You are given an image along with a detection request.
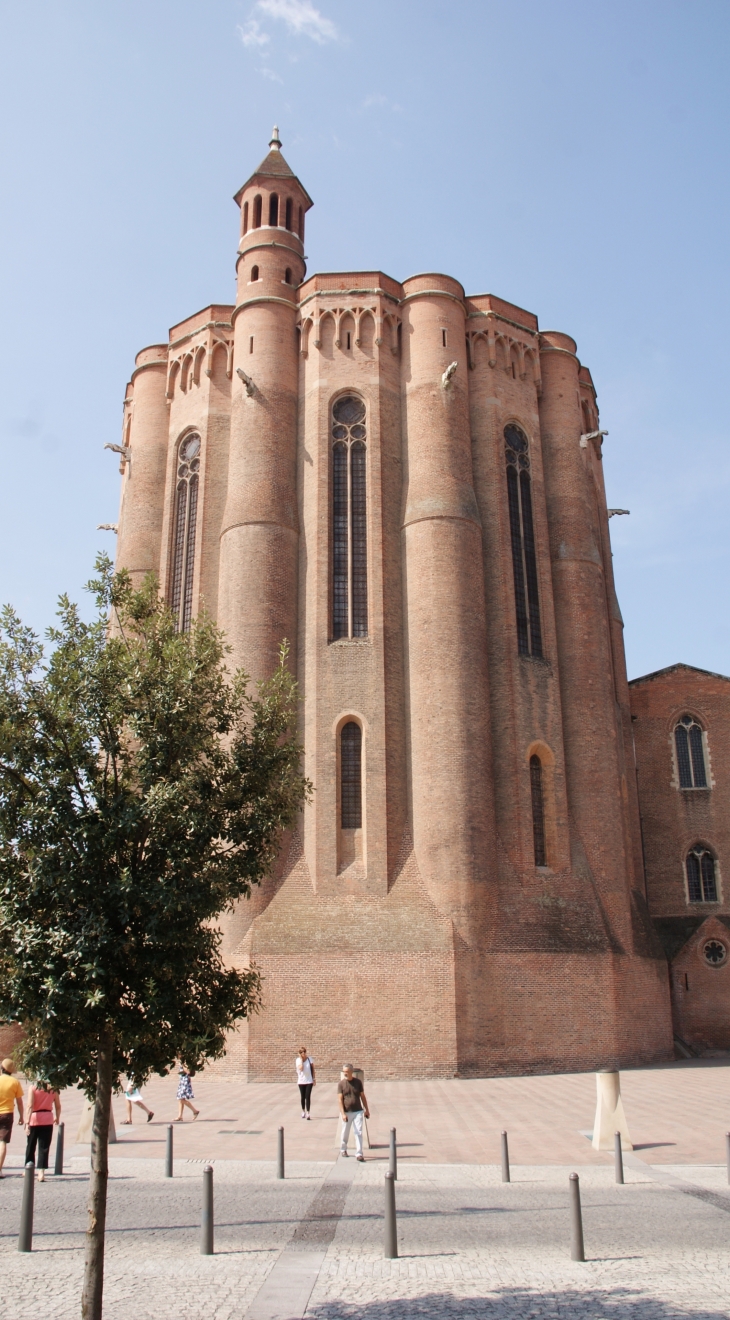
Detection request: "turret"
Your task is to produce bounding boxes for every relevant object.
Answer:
[115,344,169,586]
[538,331,634,947]
[400,274,497,947]
[218,129,313,681]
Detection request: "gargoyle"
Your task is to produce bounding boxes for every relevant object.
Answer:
[441,361,458,388]
[236,367,256,397]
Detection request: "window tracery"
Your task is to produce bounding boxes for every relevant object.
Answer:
[332,396,367,640]
[686,845,718,903]
[169,433,200,633]
[505,424,542,657]
[675,716,708,789]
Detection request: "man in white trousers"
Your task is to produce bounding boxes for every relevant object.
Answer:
[337,1063,370,1162]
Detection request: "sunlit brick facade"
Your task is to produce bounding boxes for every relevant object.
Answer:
[114,132,729,1077]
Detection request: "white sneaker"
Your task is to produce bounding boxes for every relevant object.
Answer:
[301,1112,306,1119]
[306,1114,311,1120]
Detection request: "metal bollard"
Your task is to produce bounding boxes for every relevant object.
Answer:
[165,1124,173,1178]
[18,1162,35,1252]
[501,1130,510,1183]
[614,1131,624,1184]
[200,1165,214,1254]
[389,1127,397,1180]
[569,1172,585,1261]
[277,1126,285,1179]
[726,1132,730,1185]
[53,1122,64,1176]
[384,1170,398,1258]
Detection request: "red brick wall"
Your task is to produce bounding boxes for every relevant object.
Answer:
[115,142,680,1082]
[630,664,730,1050]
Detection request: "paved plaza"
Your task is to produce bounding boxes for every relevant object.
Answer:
[2,1060,730,1318]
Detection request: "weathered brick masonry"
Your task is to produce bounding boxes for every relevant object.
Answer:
[629,665,730,1054]
[112,131,727,1078]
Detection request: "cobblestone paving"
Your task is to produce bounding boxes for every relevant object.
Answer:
[2,1157,729,1319]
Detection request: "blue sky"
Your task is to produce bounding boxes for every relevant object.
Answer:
[1,0,728,679]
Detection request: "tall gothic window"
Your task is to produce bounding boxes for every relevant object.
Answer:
[675,716,708,788]
[332,395,367,639]
[530,754,547,866]
[170,433,200,632]
[686,845,718,902]
[341,722,362,829]
[505,424,542,658]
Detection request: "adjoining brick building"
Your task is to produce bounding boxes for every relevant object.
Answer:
[112,131,728,1079]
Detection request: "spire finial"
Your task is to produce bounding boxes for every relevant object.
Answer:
[269,125,281,151]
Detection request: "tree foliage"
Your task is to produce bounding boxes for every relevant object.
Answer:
[0,556,310,1093]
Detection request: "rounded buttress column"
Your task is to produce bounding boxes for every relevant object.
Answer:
[538,331,632,945]
[401,275,495,945]
[116,345,169,586]
[217,232,304,682]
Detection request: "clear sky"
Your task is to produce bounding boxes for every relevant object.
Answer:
[1,0,728,679]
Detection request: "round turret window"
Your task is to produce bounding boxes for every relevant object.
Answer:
[703,939,728,967]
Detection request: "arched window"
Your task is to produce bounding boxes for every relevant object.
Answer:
[332,396,367,640]
[251,265,259,282]
[242,201,249,235]
[675,716,708,788]
[505,424,542,658]
[341,722,362,829]
[298,205,304,239]
[252,195,262,228]
[530,754,546,866]
[284,267,292,284]
[169,433,200,633]
[686,845,718,902]
[269,193,279,226]
[285,197,293,230]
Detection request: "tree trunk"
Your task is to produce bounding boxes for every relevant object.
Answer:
[81,1024,114,1320]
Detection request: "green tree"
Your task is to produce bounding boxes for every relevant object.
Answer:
[0,557,309,1319]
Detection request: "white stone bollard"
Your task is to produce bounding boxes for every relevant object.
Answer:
[75,1100,117,1145]
[592,1070,633,1151]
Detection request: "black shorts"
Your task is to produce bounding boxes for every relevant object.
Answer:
[0,1113,13,1142]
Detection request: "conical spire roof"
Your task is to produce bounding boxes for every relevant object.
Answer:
[234,127,313,207]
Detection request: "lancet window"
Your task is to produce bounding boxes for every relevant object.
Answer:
[530,754,547,866]
[675,716,708,789]
[169,433,200,633]
[341,722,363,829]
[505,424,542,658]
[332,395,367,640]
[686,845,718,903]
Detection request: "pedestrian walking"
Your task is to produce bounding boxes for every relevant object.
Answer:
[122,1079,154,1124]
[338,1063,370,1162]
[0,1058,24,1179]
[175,1064,200,1121]
[295,1046,316,1119]
[24,1080,61,1182]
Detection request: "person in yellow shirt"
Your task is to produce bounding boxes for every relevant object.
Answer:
[0,1057,24,1177]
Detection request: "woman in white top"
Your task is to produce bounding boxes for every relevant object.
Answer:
[295,1046,316,1119]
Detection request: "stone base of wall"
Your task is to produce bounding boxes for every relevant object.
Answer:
[208,841,675,1082]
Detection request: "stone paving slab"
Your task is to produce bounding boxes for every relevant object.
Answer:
[24,1056,730,1169]
[1,1158,729,1319]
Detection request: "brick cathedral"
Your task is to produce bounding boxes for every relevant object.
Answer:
[113,131,730,1079]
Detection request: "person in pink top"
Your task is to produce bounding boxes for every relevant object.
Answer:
[24,1081,61,1182]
